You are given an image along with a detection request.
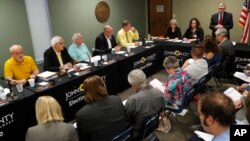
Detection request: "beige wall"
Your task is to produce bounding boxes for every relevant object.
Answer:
[173,0,242,42]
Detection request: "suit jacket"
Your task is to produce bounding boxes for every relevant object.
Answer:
[95,33,117,55]
[219,38,235,61]
[75,95,127,141]
[125,86,165,131]
[209,12,233,38]
[43,46,73,71]
[25,121,79,141]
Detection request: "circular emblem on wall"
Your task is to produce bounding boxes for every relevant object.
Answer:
[95,1,110,23]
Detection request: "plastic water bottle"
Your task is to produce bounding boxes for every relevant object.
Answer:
[0,85,6,100]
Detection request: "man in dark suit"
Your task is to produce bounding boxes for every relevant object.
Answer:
[94,25,120,55]
[43,36,73,72]
[209,3,233,39]
[215,28,235,78]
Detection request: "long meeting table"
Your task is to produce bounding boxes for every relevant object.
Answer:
[1,40,250,141]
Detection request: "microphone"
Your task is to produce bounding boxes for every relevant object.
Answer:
[92,48,105,53]
[1,77,19,101]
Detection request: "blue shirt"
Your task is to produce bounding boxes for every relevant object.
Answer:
[68,43,91,62]
[212,129,229,141]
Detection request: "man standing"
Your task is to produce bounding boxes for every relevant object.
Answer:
[209,3,233,39]
[95,25,120,55]
[117,20,139,47]
[68,33,91,63]
[4,44,39,85]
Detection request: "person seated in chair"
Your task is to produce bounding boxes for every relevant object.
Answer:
[188,92,236,141]
[95,25,120,55]
[4,44,39,85]
[202,35,221,68]
[125,69,165,138]
[75,75,127,141]
[44,36,73,72]
[215,28,234,78]
[163,56,192,109]
[182,44,208,84]
[68,33,91,63]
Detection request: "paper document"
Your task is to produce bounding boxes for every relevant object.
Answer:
[234,72,250,82]
[86,56,101,63]
[149,79,165,93]
[223,87,242,101]
[37,71,57,78]
[194,130,214,141]
[122,99,127,106]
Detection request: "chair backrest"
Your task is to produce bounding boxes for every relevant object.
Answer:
[195,76,207,93]
[147,132,160,141]
[112,126,134,141]
[138,113,160,140]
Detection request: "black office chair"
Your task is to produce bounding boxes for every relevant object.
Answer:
[165,86,196,140]
[146,132,160,141]
[112,126,134,141]
[137,113,160,140]
[195,76,208,94]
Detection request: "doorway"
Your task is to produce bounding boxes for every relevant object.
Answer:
[148,0,172,36]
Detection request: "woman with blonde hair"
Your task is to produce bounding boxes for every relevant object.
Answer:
[165,18,182,39]
[25,96,78,141]
[75,75,127,141]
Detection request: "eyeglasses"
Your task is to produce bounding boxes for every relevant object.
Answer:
[58,42,64,45]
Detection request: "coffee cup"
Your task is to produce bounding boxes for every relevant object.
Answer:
[16,84,23,92]
[28,79,35,87]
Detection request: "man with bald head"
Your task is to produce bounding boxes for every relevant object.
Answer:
[95,25,120,55]
[4,44,39,85]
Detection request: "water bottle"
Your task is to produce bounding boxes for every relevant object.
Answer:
[0,85,6,100]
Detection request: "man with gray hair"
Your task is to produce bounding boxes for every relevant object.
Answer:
[4,44,39,85]
[68,33,91,62]
[95,25,120,55]
[215,28,234,60]
[125,69,165,134]
[215,27,234,77]
[209,2,233,39]
[44,36,73,72]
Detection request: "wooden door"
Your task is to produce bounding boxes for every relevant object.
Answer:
[148,0,172,36]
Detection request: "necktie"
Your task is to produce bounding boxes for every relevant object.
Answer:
[126,32,129,43]
[218,14,223,25]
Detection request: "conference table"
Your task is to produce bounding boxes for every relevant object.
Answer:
[0,87,36,141]
[1,40,250,141]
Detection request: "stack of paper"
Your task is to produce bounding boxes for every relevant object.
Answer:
[149,78,165,93]
[234,72,250,82]
[223,87,242,101]
[194,130,214,141]
[86,56,101,63]
[37,71,58,81]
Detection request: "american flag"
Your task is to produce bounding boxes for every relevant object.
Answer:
[239,0,250,43]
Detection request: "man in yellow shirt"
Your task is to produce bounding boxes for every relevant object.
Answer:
[117,20,140,47]
[4,44,39,85]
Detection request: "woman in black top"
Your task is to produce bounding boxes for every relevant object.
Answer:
[183,17,204,43]
[165,19,182,39]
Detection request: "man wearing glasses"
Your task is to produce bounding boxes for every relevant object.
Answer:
[4,44,39,85]
[43,36,73,72]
